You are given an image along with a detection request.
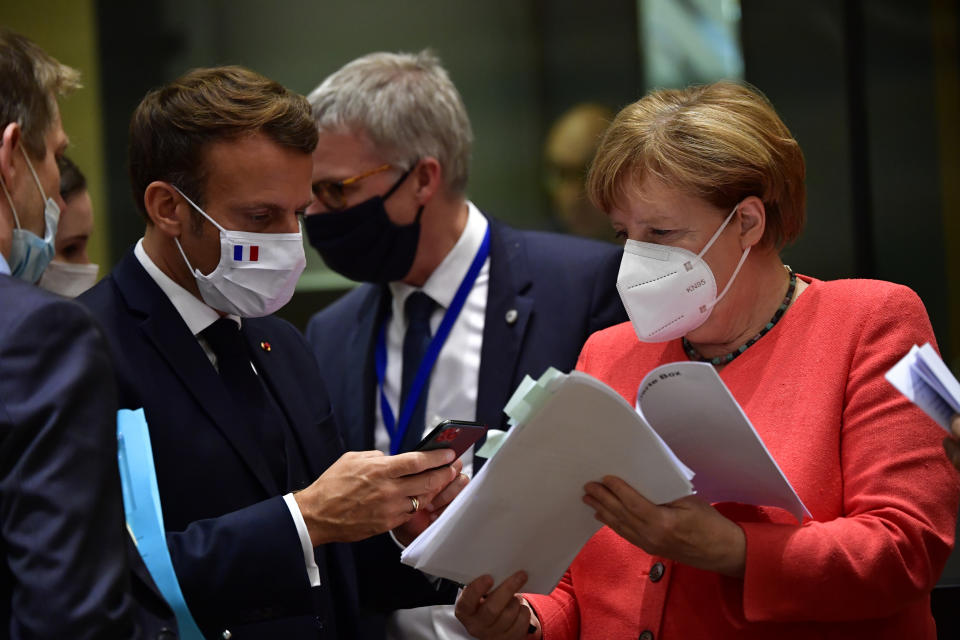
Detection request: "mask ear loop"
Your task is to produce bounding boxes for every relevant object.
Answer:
[171,184,225,233]
[19,145,50,203]
[690,202,741,265]
[0,175,22,229]
[382,160,425,224]
[710,245,751,309]
[703,202,751,310]
[170,184,224,277]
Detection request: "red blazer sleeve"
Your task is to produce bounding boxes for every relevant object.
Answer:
[524,569,580,639]
[739,285,960,621]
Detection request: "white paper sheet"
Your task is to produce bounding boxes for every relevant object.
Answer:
[401,363,810,593]
[402,370,693,593]
[886,343,959,431]
[636,362,810,521]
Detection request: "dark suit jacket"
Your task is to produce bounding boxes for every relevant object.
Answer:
[0,274,175,639]
[80,250,361,640]
[304,218,626,622]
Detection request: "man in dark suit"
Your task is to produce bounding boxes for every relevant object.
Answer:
[302,50,626,638]
[80,65,464,639]
[0,28,176,639]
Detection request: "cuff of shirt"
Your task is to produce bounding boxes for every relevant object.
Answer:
[389,529,444,586]
[388,528,407,550]
[282,492,321,587]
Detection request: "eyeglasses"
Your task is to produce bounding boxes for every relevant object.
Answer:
[312,163,393,211]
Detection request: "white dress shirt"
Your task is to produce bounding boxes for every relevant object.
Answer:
[375,204,489,639]
[133,239,321,587]
[375,202,489,476]
[0,251,9,276]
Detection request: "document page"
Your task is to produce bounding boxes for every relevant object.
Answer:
[637,362,810,522]
[401,370,694,593]
[886,342,960,431]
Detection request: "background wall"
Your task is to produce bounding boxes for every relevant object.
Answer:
[0,0,110,271]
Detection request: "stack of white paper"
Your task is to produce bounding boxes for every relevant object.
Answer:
[401,362,809,594]
[885,342,960,431]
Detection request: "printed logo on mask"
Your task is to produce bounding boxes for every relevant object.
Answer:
[233,245,260,262]
[686,279,707,294]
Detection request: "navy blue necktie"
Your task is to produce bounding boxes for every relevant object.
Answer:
[201,318,286,487]
[398,291,436,452]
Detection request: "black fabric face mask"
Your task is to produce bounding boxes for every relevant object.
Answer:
[304,167,424,283]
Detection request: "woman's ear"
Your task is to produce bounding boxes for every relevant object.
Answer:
[413,156,443,205]
[736,196,766,249]
[143,181,186,238]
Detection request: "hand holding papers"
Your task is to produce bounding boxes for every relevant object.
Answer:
[401,362,809,593]
[885,342,960,432]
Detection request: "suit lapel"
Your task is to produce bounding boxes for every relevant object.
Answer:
[476,220,533,445]
[342,286,387,452]
[113,252,281,496]
[243,320,323,478]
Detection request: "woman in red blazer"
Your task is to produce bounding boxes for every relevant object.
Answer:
[455,81,960,639]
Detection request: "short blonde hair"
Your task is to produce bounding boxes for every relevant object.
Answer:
[588,81,805,248]
[0,28,81,160]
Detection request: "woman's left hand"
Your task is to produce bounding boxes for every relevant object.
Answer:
[584,475,746,577]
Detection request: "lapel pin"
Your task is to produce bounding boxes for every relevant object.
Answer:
[259,341,271,352]
[505,309,518,325]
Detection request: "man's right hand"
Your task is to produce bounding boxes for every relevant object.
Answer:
[294,448,458,545]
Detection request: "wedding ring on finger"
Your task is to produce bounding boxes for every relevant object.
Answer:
[408,496,420,514]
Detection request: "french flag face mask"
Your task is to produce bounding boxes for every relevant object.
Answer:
[171,185,306,317]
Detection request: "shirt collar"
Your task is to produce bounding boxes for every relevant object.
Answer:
[134,238,240,335]
[0,251,9,276]
[388,201,488,310]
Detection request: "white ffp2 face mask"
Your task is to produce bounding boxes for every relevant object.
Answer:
[37,260,99,297]
[616,203,751,343]
[172,186,306,317]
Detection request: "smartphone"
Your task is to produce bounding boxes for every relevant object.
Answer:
[413,419,487,462]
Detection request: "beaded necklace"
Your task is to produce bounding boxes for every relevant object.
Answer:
[682,268,797,367]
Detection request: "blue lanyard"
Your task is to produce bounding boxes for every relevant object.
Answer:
[117,409,205,640]
[376,225,491,455]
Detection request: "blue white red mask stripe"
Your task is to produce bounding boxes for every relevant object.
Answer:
[233,245,259,262]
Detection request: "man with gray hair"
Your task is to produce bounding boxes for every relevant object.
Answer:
[303,50,626,639]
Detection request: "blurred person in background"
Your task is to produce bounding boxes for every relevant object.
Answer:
[37,154,99,296]
[543,103,615,241]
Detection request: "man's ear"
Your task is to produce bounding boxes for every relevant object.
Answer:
[144,181,186,238]
[736,196,766,250]
[413,156,443,205]
[0,123,23,188]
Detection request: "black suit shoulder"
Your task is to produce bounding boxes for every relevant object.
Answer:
[306,285,378,337]
[490,221,626,335]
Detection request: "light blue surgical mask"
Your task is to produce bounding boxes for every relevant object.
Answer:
[0,145,60,283]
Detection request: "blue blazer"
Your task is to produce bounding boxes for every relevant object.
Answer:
[80,250,361,640]
[0,274,175,639]
[306,218,627,455]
